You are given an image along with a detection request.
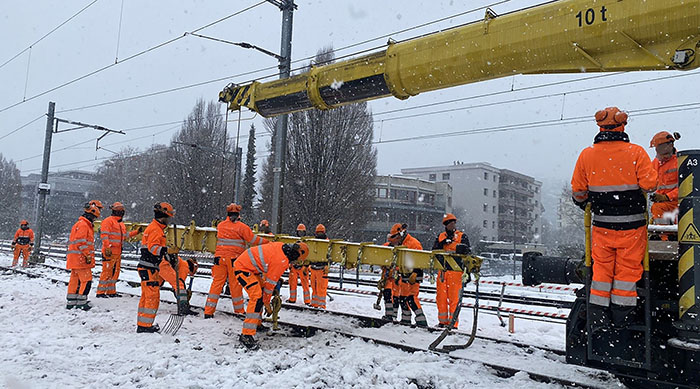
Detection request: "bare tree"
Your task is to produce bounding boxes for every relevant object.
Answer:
[0,154,22,236]
[551,183,585,257]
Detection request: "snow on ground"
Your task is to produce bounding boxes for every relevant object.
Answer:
[0,253,570,389]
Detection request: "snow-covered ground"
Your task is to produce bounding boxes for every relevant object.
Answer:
[0,253,611,388]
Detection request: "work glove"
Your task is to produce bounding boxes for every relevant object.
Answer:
[11,242,16,249]
[167,246,179,255]
[409,273,417,284]
[29,242,34,247]
[104,247,113,258]
[323,265,330,275]
[137,226,145,234]
[167,254,178,269]
[573,198,589,210]
[264,302,273,317]
[651,193,670,203]
[84,255,93,265]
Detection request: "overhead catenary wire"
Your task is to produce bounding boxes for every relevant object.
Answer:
[0,114,45,141]
[0,0,99,71]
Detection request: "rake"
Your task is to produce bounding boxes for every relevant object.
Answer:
[162,222,185,335]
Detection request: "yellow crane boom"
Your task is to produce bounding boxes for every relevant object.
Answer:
[219,0,700,117]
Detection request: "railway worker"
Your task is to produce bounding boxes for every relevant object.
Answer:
[97,202,142,298]
[65,202,100,311]
[11,220,34,267]
[571,107,657,328]
[136,202,197,333]
[380,228,401,321]
[388,224,428,327]
[295,223,307,237]
[204,203,269,318]
[432,213,471,329]
[309,224,329,309]
[235,241,309,350]
[259,219,271,234]
[287,223,311,304]
[649,131,681,225]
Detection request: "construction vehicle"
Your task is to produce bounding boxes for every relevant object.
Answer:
[215,0,700,386]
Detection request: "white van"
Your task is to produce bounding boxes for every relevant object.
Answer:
[479,252,500,260]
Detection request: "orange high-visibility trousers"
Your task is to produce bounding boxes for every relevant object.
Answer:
[12,244,30,267]
[309,268,328,309]
[97,253,121,296]
[235,271,263,336]
[205,256,245,315]
[288,266,310,304]
[67,268,93,308]
[136,259,187,329]
[436,270,462,328]
[590,226,646,308]
[651,201,678,225]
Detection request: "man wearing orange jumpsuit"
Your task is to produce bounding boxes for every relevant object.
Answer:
[309,224,329,309]
[387,224,428,327]
[11,220,34,267]
[66,203,100,310]
[380,225,402,321]
[649,131,681,225]
[572,107,657,327]
[235,241,309,350]
[136,202,196,333]
[432,214,470,329]
[287,223,311,304]
[204,203,268,318]
[97,202,140,298]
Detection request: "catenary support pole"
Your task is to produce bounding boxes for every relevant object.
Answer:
[32,101,55,263]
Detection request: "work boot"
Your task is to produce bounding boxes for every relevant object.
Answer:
[611,303,638,328]
[137,324,160,333]
[256,324,270,333]
[108,293,123,298]
[381,315,394,321]
[77,302,93,311]
[239,334,259,350]
[65,304,74,310]
[204,314,214,319]
[286,299,296,303]
[178,301,198,316]
[95,294,108,298]
[589,304,611,332]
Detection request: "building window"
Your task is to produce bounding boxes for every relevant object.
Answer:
[429,173,436,181]
[483,204,488,212]
[492,221,496,229]
[483,220,488,228]
[442,173,450,180]
[492,206,496,213]
[493,190,497,198]
[448,197,452,207]
[378,188,387,198]
[484,172,488,180]
[535,227,539,233]
[483,188,488,196]
[493,176,497,182]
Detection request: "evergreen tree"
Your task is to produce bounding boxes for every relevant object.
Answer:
[241,124,257,219]
[0,154,22,236]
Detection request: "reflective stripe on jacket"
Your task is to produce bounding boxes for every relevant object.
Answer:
[571,131,657,230]
[653,154,678,201]
[66,216,95,270]
[234,242,288,304]
[139,219,167,268]
[214,218,268,258]
[13,228,34,246]
[100,215,137,255]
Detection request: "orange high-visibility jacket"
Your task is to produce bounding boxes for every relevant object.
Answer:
[13,228,34,246]
[234,242,289,304]
[138,219,168,269]
[433,230,466,253]
[100,215,138,255]
[400,234,424,294]
[214,218,268,258]
[652,154,678,201]
[66,216,95,270]
[572,131,657,230]
[400,234,423,250]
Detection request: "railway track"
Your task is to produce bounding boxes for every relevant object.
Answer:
[0,263,615,388]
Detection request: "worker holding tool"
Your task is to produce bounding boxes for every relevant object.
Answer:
[309,224,329,309]
[571,107,657,328]
[234,241,309,350]
[649,131,681,225]
[204,203,269,318]
[97,202,141,298]
[136,202,196,334]
[11,220,34,267]
[66,202,100,311]
[387,223,428,327]
[432,214,470,329]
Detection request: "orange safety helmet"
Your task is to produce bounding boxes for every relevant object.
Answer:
[650,131,681,148]
[297,223,306,231]
[389,223,404,235]
[315,224,326,234]
[110,202,125,212]
[226,203,242,213]
[442,213,457,225]
[20,219,28,226]
[595,107,628,131]
[260,219,270,227]
[296,242,310,261]
[84,202,101,218]
[154,202,175,217]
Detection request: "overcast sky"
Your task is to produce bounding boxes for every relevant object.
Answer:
[1,0,698,220]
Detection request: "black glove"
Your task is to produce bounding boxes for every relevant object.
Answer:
[572,197,588,210]
[167,253,178,269]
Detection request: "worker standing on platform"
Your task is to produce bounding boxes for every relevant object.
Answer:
[432,214,470,328]
[259,219,271,234]
[649,131,681,225]
[235,241,309,350]
[571,107,657,327]
[11,220,34,267]
[204,203,269,318]
[388,224,428,327]
[66,203,100,310]
[295,224,307,237]
[136,202,196,333]
[97,202,141,298]
[309,224,329,309]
